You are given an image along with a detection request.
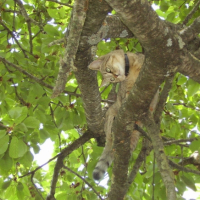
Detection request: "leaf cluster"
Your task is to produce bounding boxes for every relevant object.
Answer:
[0,0,200,199]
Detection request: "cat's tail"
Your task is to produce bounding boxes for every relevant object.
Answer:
[93,147,113,180]
[93,130,140,180]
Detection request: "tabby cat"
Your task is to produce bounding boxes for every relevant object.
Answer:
[89,49,157,180]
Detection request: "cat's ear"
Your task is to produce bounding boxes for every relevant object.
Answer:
[88,59,102,71]
[100,79,110,87]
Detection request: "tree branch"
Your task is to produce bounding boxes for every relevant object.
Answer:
[0,56,80,97]
[87,15,134,45]
[173,102,200,112]
[169,159,200,175]
[52,0,87,98]
[63,166,103,200]
[179,50,200,84]
[154,76,174,123]
[144,114,176,200]
[14,0,35,54]
[178,151,200,166]
[127,139,152,186]
[136,124,151,141]
[73,0,111,135]
[19,153,61,179]
[179,16,200,44]
[14,0,43,29]
[46,131,92,200]
[164,137,199,146]
[183,0,200,25]
[0,20,27,57]
[105,0,171,51]
[107,120,132,200]
[31,173,45,200]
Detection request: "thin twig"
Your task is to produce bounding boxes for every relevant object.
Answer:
[77,128,87,198]
[164,137,199,145]
[31,173,45,200]
[178,151,200,166]
[12,79,27,105]
[0,123,8,129]
[0,56,81,97]
[154,76,174,123]
[14,0,43,28]
[168,156,185,159]
[19,132,92,179]
[48,38,65,47]
[19,153,61,178]
[13,0,16,32]
[0,21,27,57]
[135,124,151,141]
[2,9,20,14]
[32,30,43,40]
[183,0,200,25]
[127,139,152,185]
[179,0,188,10]
[136,124,199,147]
[152,152,155,200]
[47,132,92,200]
[63,166,104,200]
[14,0,34,52]
[173,103,200,111]
[100,83,111,94]
[49,102,62,152]
[169,159,200,175]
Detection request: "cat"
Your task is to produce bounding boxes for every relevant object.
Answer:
[89,49,158,180]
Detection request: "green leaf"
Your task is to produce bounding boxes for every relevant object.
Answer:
[45,127,57,141]
[18,151,34,168]
[8,106,28,124]
[176,176,186,194]
[2,180,12,189]
[56,192,68,200]
[167,12,175,22]
[59,7,66,19]
[0,130,6,139]
[0,135,9,154]
[47,8,59,19]
[27,83,45,103]
[17,182,24,191]
[4,181,16,199]
[13,123,28,133]
[180,175,197,191]
[32,143,40,154]
[16,188,24,200]
[62,112,74,130]
[160,2,169,12]
[40,129,50,142]
[23,116,40,129]
[177,75,187,85]
[37,96,51,109]
[0,152,13,173]
[9,136,27,158]
[190,140,200,152]
[34,109,47,123]
[187,79,199,96]
[44,24,60,37]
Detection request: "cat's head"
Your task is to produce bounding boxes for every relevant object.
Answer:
[89,50,126,87]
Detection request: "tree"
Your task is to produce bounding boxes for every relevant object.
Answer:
[0,0,200,199]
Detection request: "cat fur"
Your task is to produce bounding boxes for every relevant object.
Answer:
[89,49,158,180]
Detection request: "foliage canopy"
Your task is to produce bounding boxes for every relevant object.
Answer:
[0,0,200,200]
